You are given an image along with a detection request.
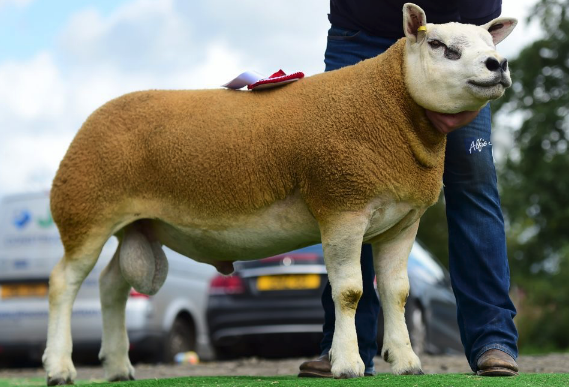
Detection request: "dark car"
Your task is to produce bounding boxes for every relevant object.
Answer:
[206,242,462,359]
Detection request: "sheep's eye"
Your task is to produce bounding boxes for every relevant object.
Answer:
[428,39,444,49]
[428,39,461,60]
[444,47,461,60]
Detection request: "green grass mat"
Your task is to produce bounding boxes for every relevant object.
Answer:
[2,374,569,387]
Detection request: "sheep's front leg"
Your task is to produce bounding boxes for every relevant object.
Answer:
[320,214,369,379]
[373,220,423,375]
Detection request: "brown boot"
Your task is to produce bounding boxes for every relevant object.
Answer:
[476,349,519,376]
[298,354,332,378]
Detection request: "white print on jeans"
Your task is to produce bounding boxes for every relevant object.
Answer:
[469,138,492,154]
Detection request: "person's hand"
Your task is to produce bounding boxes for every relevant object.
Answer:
[425,109,481,135]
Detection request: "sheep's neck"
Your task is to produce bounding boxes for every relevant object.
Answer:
[363,38,446,169]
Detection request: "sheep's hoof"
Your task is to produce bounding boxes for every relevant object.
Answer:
[108,374,135,382]
[47,377,74,386]
[401,368,425,375]
[335,371,361,379]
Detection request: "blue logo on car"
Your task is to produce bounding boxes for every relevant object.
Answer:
[13,210,32,229]
[14,259,29,269]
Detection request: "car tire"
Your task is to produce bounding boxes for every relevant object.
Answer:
[163,316,196,363]
[407,302,427,355]
[212,341,247,360]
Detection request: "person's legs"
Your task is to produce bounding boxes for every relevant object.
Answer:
[443,105,519,372]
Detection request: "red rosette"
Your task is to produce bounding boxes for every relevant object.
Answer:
[247,69,304,90]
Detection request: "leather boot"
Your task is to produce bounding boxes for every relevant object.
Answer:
[298,354,332,378]
[476,349,519,376]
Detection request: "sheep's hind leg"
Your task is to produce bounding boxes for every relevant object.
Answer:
[98,240,135,382]
[373,220,423,375]
[320,214,369,379]
[43,242,103,386]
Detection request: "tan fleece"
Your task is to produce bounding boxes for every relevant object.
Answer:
[51,38,446,252]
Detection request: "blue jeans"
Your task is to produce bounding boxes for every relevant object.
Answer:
[320,26,518,373]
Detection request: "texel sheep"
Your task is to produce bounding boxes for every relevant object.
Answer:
[43,3,517,384]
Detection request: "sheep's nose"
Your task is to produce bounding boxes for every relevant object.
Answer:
[485,57,508,72]
[485,57,500,71]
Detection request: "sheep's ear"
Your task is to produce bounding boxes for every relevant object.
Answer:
[403,3,427,44]
[482,17,518,45]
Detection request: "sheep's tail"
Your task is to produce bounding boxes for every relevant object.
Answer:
[119,222,168,295]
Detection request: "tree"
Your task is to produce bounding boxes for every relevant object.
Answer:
[491,0,569,352]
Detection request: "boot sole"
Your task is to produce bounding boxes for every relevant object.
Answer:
[477,367,519,377]
[298,370,333,378]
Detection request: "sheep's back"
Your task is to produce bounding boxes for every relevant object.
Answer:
[51,88,302,224]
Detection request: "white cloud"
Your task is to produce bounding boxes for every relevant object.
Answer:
[0,134,72,193]
[57,0,329,78]
[499,0,543,59]
[0,52,65,124]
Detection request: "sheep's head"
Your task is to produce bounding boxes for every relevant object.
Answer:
[403,3,517,113]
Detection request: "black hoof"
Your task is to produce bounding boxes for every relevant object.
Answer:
[47,377,73,386]
[335,372,361,379]
[401,369,425,375]
[109,374,135,382]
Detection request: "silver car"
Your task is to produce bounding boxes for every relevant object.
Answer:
[0,192,217,365]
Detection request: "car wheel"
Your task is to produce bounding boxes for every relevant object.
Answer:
[212,339,250,360]
[407,303,427,355]
[163,316,196,363]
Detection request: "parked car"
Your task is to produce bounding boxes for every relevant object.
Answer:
[207,242,462,358]
[0,192,217,365]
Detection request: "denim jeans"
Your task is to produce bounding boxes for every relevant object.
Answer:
[320,26,518,373]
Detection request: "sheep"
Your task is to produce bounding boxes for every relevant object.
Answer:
[43,3,517,384]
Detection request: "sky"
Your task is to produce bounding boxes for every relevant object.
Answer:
[0,0,542,199]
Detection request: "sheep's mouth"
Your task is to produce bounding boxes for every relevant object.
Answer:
[468,78,511,89]
[467,76,511,100]
[468,81,510,89]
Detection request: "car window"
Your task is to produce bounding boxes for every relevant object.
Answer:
[408,243,445,284]
[235,244,324,270]
[289,244,323,254]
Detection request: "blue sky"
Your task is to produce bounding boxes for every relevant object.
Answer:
[0,0,123,62]
[0,0,541,199]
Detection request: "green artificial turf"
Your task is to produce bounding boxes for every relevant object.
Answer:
[2,374,569,387]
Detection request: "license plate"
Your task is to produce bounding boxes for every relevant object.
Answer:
[0,283,49,299]
[257,274,321,291]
